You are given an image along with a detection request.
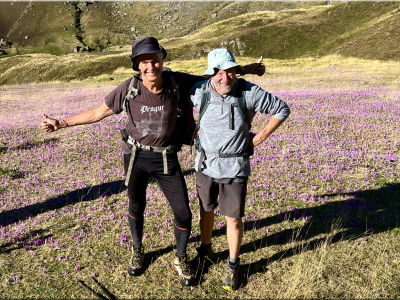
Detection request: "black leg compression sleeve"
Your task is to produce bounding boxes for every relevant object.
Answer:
[174,225,191,256]
[128,215,144,247]
[152,158,192,228]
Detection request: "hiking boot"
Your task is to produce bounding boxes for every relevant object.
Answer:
[222,259,240,291]
[189,244,214,270]
[174,254,194,286]
[127,245,145,276]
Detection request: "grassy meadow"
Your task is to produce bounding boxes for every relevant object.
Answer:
[1,56,400,299]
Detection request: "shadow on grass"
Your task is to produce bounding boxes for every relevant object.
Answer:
[182,168,196,176]
[0,167,25,179]
[0,168,196,228]
[236,182,400,288]
[0,180,127,228]
[1,174,399,288]
[141,245,175,274]
[185,183,400,288]
[0,138,59,153]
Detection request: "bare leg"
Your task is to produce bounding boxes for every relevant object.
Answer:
[225,216,243,259]
[200,208,214,244]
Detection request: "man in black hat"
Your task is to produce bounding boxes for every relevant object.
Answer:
[41,37,264,286]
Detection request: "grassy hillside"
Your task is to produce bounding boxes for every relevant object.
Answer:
[0,1,322,55]
[0,51,130,85]
[162,2,400,61]
[1,1,400,86]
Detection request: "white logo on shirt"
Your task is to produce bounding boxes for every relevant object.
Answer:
[140,105,164,114]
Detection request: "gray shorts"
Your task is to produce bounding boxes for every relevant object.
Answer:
[196,172,248,219]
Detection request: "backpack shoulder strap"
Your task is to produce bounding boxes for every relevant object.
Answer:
[233,78,248,122]
[122,74,140,113]
[162,71,181,111]
[193,81,210,146]
[166,71,179,100]
[199,81,211,121]
[235,78,250,126]
[165,71,183,117]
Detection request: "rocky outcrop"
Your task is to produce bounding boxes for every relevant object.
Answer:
[0,39,12,56]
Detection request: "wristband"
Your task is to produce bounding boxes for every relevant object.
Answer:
[59,118,69,128]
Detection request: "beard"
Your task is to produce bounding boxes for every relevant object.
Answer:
[215,81,235,96]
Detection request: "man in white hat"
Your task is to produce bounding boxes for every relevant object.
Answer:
[188,48,290,291]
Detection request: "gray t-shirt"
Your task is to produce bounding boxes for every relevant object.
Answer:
[187,78,290,179]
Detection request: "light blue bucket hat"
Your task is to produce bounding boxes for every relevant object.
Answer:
[202,48,244,77]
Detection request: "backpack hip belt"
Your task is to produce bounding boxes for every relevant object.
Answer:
[122,129,175,186]
[196,143,251,177]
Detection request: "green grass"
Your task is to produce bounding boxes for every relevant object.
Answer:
[3,1,320,56]
[162,2,400,62]
[39,44,64,56]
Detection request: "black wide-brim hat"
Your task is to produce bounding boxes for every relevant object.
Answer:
[129,37,167,71]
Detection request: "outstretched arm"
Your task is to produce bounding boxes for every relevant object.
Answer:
[41,102,114,132]
[249,116,284,147]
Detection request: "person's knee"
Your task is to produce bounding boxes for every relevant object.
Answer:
[175,212,192,230]
[128,204,146,218]
[225,216,242,229]
[128,210,144,219]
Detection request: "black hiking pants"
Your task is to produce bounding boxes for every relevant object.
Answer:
[123,152,192,255]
